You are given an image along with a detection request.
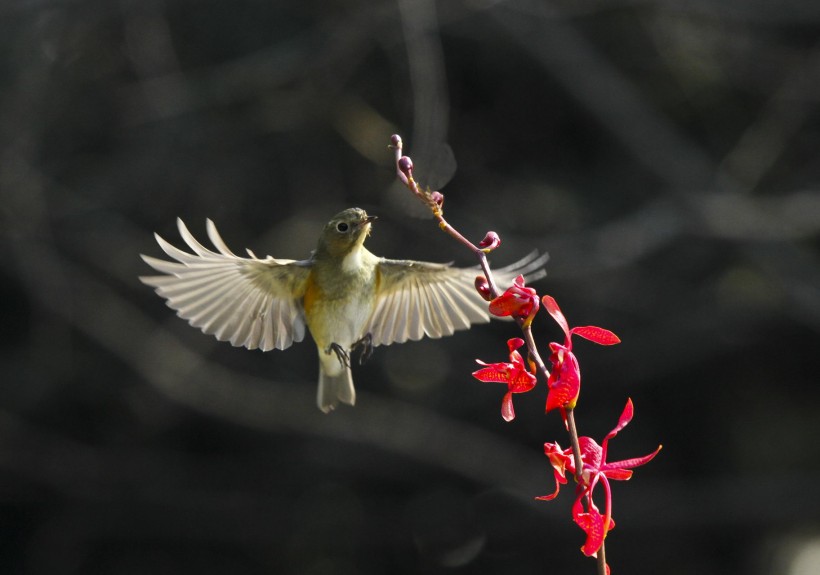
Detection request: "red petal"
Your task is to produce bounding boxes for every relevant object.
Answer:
[577,440,603,476]
[603,469,634,481]
[544,443,573,479]
[507,337,526,353]
[535,482,562,501]
[542,295,570,339]
[546,387,567,412]
[509,369,537,392]
[488,293,517,317]
[606,444,663,473]
[571,325,621,346]
[605,398,634,441]
[501,392,515,422]
[472,365,509,383]
[574,507,606,557]
[545,352,581,412]
[491,286,538,319]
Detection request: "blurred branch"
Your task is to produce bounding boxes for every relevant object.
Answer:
[117,36,313,125]
[717,48,820,192]
[489,0,820,332]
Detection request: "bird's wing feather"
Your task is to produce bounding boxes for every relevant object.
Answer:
[366,250,548,346]
[140,218,312,351]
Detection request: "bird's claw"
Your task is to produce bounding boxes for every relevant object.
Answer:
[353,333,373,365]
[327,334,372,369]
[328,343,350,369]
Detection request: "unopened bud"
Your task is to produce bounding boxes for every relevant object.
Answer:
[398,156,413,176]
[390,134,402,148]
[478,231,501,252]
[429,190,444,207]
[475,276,492,301]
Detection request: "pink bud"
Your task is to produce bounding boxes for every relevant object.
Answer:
[390,134,402,147]
[475,276,492,301]
[478,231,501,251]
[429,191,444,206]
[398,156,413,176]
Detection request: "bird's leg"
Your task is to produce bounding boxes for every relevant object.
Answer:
[328,343,350,369]
[352,333,373,365]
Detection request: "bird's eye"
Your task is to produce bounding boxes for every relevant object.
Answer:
[336,222,349,232]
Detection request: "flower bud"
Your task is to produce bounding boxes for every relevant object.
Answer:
[475,276,492,301]
[398,156,413,177]
[429,190,444,207]
[390,134,402,147]
[478,231,501,252]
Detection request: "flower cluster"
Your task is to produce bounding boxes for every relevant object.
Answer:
[469,253,656,574]
[537,399,662,559]
[392,134,660,575]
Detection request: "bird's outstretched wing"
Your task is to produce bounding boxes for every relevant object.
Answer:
[140,218,312,351]
[366,251,549,346]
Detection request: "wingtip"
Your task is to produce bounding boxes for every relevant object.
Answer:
[176,217,189,236]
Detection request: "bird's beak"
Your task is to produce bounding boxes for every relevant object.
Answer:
[359,214,377,237]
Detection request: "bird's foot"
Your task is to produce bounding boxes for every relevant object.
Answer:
[328,343,350,369]
[352,333,373,365]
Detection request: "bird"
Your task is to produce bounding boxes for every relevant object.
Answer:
[140,208,548,413]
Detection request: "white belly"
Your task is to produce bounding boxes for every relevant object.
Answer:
[306,290,373,348]
[309,294,373,377]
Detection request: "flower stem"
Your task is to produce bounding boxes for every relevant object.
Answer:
[597,541,607,575]
[519,324,550,385]
[565,408,585,482]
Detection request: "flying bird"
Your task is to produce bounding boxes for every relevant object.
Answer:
[140,208,547,412]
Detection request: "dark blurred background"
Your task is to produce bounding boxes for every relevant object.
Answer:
[2,0,819,573]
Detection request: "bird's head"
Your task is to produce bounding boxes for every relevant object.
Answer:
[317,208,377,257]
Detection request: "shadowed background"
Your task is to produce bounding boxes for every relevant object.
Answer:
[2,0,819,573]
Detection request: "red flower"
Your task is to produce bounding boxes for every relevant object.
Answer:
[489,275,540,327]
[538,399,662,562]
[473,337,537,422]
[542,295,620,425]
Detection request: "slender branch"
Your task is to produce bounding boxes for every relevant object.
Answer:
[392,135,505,295]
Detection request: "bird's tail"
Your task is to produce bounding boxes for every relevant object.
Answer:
[317,363,356,413]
